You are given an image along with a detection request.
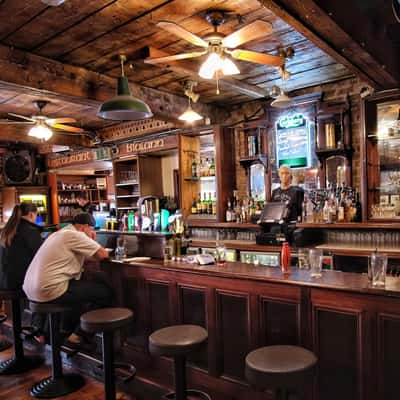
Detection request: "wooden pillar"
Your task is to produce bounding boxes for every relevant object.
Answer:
[48,173,59,226]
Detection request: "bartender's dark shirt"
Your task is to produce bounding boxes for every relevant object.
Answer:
[0,219,43,290]
[271,186,304,222]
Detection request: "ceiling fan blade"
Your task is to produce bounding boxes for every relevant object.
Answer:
[0,120,35,124]
[45,117,77,125]
[222,20,273,48]
[157,21,208,47]
[230,49,285,66]
[50,123,84,133]
[144,51,206,65]
[8,113,36,122]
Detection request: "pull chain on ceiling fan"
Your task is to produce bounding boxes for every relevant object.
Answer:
[145,10,285,84]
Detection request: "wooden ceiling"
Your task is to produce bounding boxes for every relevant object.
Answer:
[0,0,398,145]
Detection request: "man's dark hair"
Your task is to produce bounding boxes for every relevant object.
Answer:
[72,213,95,227]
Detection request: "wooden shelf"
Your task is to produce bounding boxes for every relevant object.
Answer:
[117,206,138,210]
[316,244,400,258]
[239,154,268,169]
[297,222,400,230]
[116,194,140,198]
[115,182,139,186]
[58,188,104,192]
[188,221,260,229]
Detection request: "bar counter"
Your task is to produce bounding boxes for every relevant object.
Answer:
[85,258,400,400]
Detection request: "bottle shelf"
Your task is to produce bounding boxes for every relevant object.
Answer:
[116,194,140,198]
[184,176,216,182]
[117,206,139,210]
[115,182,139,186]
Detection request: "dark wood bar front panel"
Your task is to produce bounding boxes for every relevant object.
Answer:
[93,261,400,400]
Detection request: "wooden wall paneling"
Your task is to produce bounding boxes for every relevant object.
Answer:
[138,155,163,197]
[206,286,218,377]
[375,295,400,400]
[215,290,250,381]
[177,284,208,370]
[178,134,200,219]
[259,297,300,347]
[311,289,365,400]
[145,279,171,334]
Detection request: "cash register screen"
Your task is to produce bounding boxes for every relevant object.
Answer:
[258,202,288,224]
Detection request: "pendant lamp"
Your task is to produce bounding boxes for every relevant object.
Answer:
[271,92,293,108]
[97,55,153,121]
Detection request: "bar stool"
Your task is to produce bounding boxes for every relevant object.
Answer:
[0,290,43,374]
[80,307,136,400]
[149,325,211,400]
[245,345,317,400]
[29,301,85,398]
[0,310,12,351]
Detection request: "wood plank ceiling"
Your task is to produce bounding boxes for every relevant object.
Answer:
[0,0,381,143]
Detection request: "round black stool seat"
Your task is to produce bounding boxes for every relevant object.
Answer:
[80,307,133,333]
[28,301,85,398]
[149,325,208,357]
[0,290,43,375]
[246,345,317,393]
[29,302,71,314]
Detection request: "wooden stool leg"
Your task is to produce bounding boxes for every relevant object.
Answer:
[174,355,187,400]
[102,331,116,400]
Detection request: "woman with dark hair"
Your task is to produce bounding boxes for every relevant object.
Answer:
[0,202,43,290]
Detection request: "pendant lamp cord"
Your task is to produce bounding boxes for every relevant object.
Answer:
[120,54,127,77]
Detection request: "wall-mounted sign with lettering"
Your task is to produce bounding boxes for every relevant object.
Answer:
[276,113,310,168]
[47,147,112,169]
[116,135,177,158]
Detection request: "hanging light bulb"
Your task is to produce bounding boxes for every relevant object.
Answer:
[178,98,203,123]
[28,122,53,141]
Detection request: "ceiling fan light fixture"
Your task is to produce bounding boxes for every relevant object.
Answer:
[221,57,240,76]
[98,55,153,121]
[28,122,53,141]
[271,92,293,109]
[199,53,222,79]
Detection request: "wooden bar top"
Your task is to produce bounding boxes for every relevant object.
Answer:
[297,222,400,229]
[107,259,400,298]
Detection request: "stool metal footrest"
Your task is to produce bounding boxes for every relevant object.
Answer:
[0,313,7,324]
[163,389,212,400]
[96,361,137,383]
[0,355,44,375]
[30,373,85,398]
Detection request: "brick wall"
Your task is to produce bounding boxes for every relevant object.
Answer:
[226,77,367,198]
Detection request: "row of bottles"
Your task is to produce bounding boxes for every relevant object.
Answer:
[191,158,215,179]
[191,192,217,215]
[302,185,362,223]
[226,194,265,223]
[57,182,99,190]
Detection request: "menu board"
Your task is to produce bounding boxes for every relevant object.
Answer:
[276,113,310,168]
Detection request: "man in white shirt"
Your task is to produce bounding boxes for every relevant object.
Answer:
[23,213,110,345]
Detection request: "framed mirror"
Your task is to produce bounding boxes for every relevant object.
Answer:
[250,163,266,200]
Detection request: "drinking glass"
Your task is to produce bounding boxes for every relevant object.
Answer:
[370,253,387,287]
[309,249,323,278]
[115,237,127,261]
[215,236,226,265]
[297,248,310,270]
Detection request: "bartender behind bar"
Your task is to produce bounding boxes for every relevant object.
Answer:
[271,165,304,223]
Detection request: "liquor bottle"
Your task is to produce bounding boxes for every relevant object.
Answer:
[226,201,232,222]
[191,198,198,215]
[201,193,208,214]
[199,159,204,177]
[196,193,202,214]
[322,200,330,223]
[355,192,362,222]
[204,158,210,177]
[127,210,134,231]
[191,158,198,179]
[301,195,308,223]
[281,242,291,274]
[212,192,217,215]
[338,191,346,222]
[207,192,213,214]
[209,158,215,176]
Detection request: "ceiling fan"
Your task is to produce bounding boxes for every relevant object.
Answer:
[0,100,84,141]
[145,10,286,79]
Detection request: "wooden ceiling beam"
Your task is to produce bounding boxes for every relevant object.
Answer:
[143,47,269,99]
[0,43,215,123]
[259,0,399,89]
